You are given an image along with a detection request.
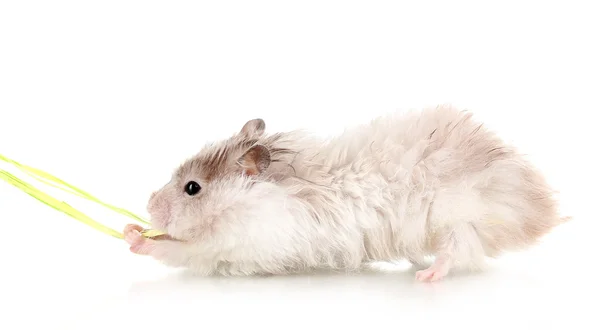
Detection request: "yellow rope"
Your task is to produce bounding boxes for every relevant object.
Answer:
[0,153,164,239]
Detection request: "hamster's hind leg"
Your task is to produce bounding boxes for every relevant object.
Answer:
[415,222,486,282]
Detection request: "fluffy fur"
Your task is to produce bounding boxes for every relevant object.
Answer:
[124,104,569,281]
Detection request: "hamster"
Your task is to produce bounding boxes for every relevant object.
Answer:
[124,104,570,281]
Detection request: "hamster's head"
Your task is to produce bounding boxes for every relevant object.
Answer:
[145,118,283,242]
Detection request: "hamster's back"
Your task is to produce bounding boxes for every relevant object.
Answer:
[320,105,510,178]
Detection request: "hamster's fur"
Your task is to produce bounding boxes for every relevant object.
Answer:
[124,104,569,281]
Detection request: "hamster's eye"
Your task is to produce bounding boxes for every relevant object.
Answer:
[184,181,201,196]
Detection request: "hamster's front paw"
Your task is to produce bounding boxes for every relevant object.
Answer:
[124,224,155,255]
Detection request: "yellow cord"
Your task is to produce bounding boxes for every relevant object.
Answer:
[0,153,164,239]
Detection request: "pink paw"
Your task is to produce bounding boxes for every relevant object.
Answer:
[124,224,154,255]
[415,266,449,282]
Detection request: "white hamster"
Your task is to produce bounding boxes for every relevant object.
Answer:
[124,104,569,281]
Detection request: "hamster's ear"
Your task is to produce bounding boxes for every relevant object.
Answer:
[237,144,271,176]
[240,118,266,137]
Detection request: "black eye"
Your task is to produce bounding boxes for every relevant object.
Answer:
[185,181,201,195]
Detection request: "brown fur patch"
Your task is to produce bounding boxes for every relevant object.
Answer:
[174,130,297,185]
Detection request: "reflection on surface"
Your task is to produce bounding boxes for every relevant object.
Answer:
[118,260,582,329]
[128,260,534,299]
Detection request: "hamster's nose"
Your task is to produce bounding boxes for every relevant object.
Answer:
[146,192,171,226]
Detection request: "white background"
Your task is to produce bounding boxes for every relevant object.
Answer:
[1,1,598,329]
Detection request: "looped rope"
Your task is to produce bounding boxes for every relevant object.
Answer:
[0,153,164,239]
